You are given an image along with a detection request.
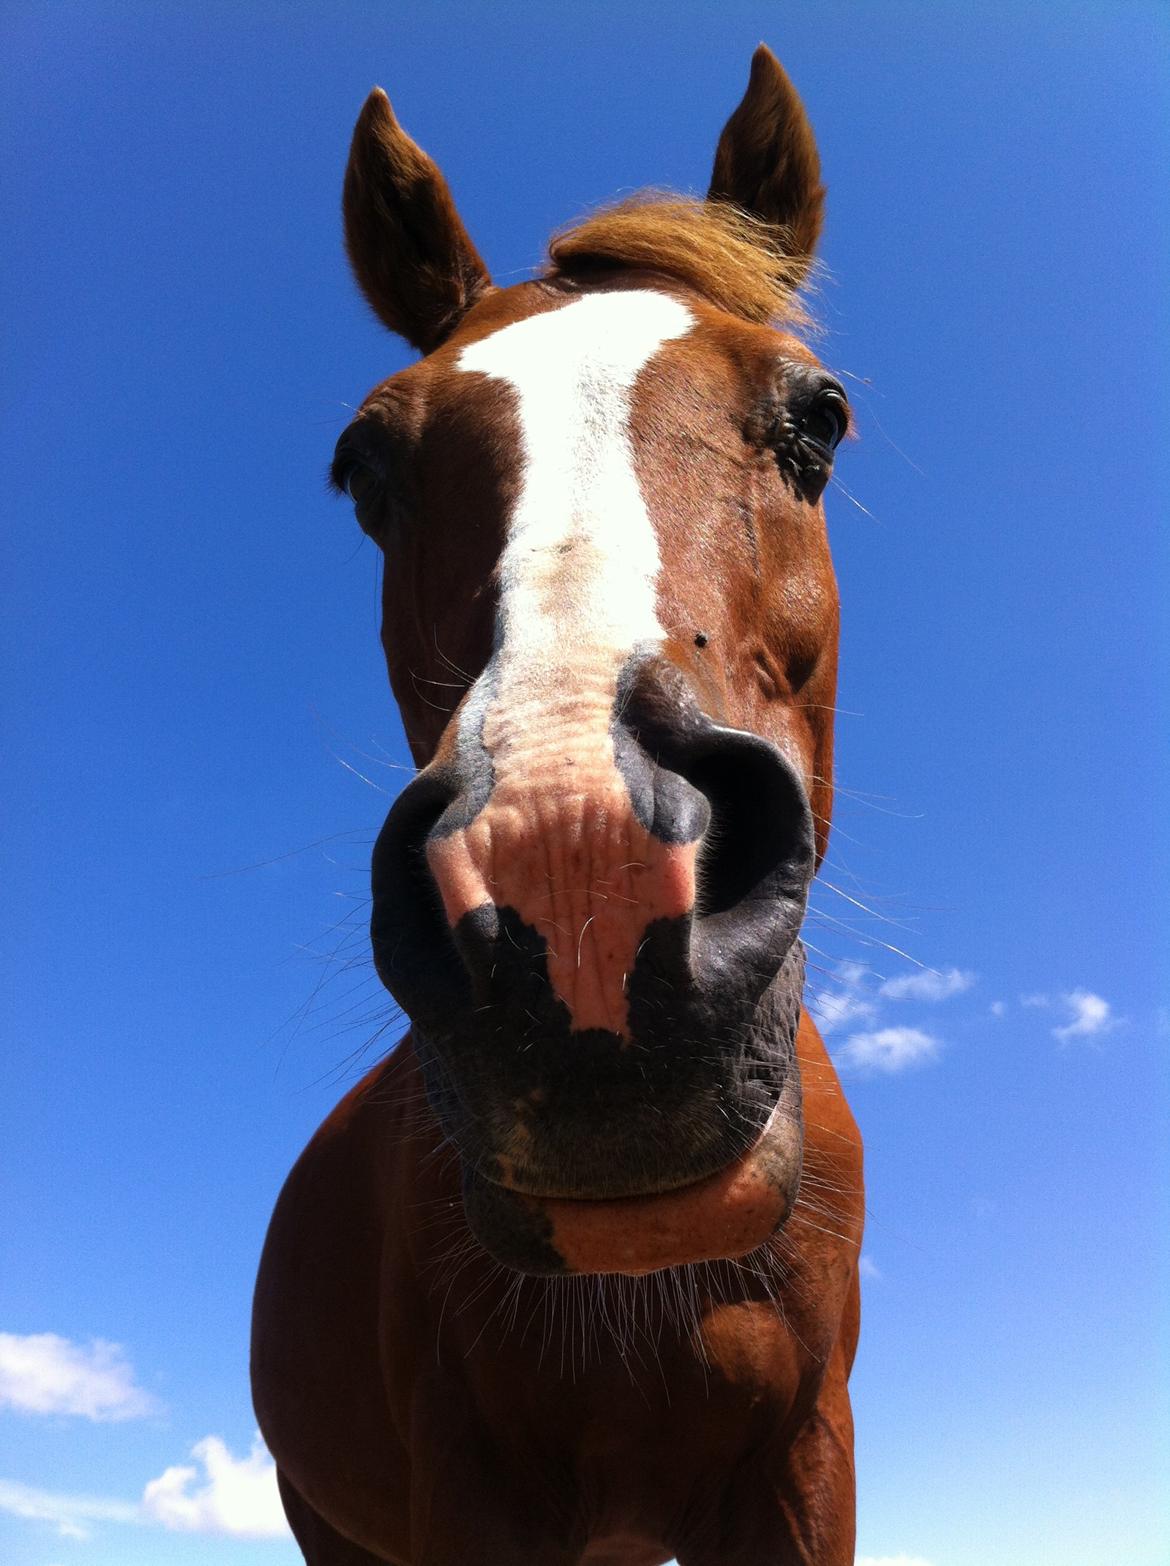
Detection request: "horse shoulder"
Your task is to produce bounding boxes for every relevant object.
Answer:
[251,1055,417,1558]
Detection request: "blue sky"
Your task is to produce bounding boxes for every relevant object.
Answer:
[2,4,1167,1565]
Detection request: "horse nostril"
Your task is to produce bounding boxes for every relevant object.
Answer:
[677,726,814,1000]
[687,731,812,918]
[612,656,815,994]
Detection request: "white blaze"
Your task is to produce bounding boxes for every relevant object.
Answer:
[457,291,694,723]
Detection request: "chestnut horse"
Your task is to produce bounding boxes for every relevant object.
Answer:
[253,46,864,1566]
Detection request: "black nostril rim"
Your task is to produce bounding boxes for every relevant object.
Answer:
[614,654,815,993]
[370,767,470,1017]
[614,659,814,903]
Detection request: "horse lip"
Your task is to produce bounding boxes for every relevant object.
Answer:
[457,1062,804,1277]
[492,1094,783,1205]
[481,1149,739,1204]
[521,1091,802,1276]
[478,1076,790,1204]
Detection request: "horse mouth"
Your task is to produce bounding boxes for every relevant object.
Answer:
[461,1072,802,1276]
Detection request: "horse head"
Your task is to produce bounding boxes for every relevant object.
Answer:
[332,47,845,1280]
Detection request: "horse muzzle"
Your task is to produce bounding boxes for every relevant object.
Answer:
[370,654,815,1272]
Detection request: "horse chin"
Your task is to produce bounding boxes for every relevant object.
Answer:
[461,1070,803,1277]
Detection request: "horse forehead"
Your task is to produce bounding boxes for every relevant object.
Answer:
[441,292,699,722]
[456,289,696,401]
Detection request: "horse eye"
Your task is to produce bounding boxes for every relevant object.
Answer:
[799,390,848,455]
[345,464,380,505]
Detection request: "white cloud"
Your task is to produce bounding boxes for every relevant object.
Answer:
[142,1434,289,1539]
[1053,989,1114,1042]
[816,959,976,1040]
[879,966,973,1002]
[2,1434,289,1544]
[0,1333,157,1422]
[836,960,869,987]
[0,1477,138,1541]
[814,989,877,1034]
[858,1254,881,1280]
[1020,992,1050,1008]
[989,999,1006,1017]
[836,1027,940,1074]
[812,960,877,1035]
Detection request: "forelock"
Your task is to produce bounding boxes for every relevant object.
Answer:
[545,193,818,332]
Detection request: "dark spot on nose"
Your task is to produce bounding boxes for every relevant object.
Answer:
[694,631,709,648]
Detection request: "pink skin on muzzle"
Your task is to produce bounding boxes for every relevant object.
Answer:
[426,775,699,1039]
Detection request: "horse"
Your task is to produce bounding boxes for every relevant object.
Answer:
[252,45,865,1566]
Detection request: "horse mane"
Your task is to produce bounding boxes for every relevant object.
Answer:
[545,193,816,331]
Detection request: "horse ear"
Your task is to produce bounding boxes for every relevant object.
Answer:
[343,88,493,353]
[708,46,825,277]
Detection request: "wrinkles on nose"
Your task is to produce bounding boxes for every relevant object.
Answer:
[425,780,698,1037]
